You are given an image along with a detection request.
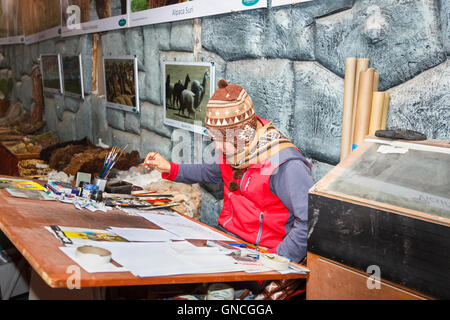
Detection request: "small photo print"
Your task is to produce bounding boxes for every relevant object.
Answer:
[40,54,62,93]
[62,55,84,98]
[163,61,214,134]
[103,56,139,112]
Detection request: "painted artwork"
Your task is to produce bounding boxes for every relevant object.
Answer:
[163,61,215,135]
[40,54,63,94]
[62,55,84,99]
[22,0,61,44]
[103,56,139,112]
[61,0,128,36]
[129,0,268,28]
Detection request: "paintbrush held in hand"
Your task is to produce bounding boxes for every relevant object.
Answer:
[137,152,159,173]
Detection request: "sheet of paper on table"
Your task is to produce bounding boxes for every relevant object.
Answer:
[106,227,184,242]
[136,211,234,241]
[92,241,246,277]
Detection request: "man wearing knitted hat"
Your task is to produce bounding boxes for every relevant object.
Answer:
[144,80,313,267]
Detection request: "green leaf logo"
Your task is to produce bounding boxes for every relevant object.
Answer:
[242,0,259,6]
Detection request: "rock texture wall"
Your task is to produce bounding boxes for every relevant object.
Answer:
[0,0,449,225]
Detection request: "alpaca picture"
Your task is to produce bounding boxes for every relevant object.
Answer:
[164,62,214,133]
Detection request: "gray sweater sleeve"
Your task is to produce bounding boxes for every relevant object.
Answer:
[174,163,223,185]
[269,159,314,262]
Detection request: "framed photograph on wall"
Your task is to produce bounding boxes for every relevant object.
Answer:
[40,54,63,94]
[61,0,128,37]
[129,0,268,28]
[103,55,140,113]
[163,61,215,135]
[62,54,85,99]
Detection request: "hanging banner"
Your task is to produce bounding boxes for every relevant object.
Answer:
[0,0,24,45]
[61,0,128,37]
[23,0,62,45]
[271,0,314,8]
[129,0,268,28]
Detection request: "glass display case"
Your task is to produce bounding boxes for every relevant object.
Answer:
[307,137,450,299]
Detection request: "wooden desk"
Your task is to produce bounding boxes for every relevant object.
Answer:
[0,180,308,290]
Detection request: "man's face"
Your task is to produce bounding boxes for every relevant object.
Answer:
[208,128,241,156]
[214,140,236,156]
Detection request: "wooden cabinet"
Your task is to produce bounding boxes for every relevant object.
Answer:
[0,141,40,176]
[306,137,450,300]
[306,252,430,300]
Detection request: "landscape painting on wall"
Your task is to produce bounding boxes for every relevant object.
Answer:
[62,54,84,99]
[40,54,63,94]
[103,56,139,113]
[163,61,215,135]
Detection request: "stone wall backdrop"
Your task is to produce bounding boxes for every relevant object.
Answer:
[0,0,449,226]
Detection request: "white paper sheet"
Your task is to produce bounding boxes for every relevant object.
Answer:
[91,241,245,278]
[107,227,184,242]
[137,211,234,241]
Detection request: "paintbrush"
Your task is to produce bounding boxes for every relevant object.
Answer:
[137,152,159,173]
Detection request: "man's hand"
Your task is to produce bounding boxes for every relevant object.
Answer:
[144,152,171,173]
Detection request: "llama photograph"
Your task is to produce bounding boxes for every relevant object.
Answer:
[130,0,193,12]
[163,61,214,134]
[62,55,84,99]
[104,56,139,112]
[40,54,62,94]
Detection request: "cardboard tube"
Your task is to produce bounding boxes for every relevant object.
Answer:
[353,68,374,148]
[351,58,370,144]
[368,92,385,135]
[373,72,380,92]
[340,57,357,161]
[381,92,390,130]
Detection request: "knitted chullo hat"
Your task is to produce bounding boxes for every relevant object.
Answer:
[205,79,257,146]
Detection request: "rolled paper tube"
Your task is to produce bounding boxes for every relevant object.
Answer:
[340,57,357,161]
[368,92,385,135]
[373,72,380,92]
[351,58,370,144]
[381,92,390,130]
[353,68,375,148]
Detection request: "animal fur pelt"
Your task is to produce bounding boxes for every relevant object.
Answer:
[40,137,92,162]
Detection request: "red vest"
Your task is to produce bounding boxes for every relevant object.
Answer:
[218,155,291,251]
[217,117,305,251]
